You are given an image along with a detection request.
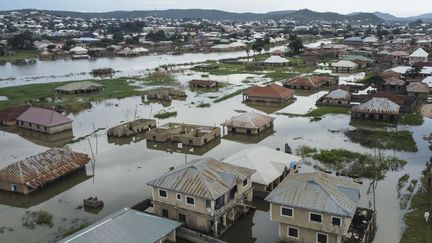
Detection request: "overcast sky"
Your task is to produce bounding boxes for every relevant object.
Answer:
[1,0,430,17]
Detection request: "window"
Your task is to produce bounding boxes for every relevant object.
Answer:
[288,227,299,239]
[206,200,211,208]
[186,196,195,206]
[281,207,293,218]
[310,213,322,223]
[176,193,182,201]
[243,179,248,187]
[332,216,341,227]
[179,213,186,222]
[158,189,167,198]
[317,233,328,243]
[162,209,169,217]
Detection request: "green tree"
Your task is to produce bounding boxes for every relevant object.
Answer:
[288,36,304,55]
[112,32,124,44]
[8,31,35,49]
[146,30,168,42]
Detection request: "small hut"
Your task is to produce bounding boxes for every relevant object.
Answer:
[189,79,218,88]
[322,89,351,105]
[351,97,400,121]
[243,84,295,103]
[222,112,275,135]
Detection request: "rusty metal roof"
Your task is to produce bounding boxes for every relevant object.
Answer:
[406,82,430,93]
[221,112,274,129]
[265,172,360,217]
[147,158,255,200]
[0,148,90,189]
[16,107,72,127]
[384,77,405,86]
[244,84,294,100]
[351,97,400,115]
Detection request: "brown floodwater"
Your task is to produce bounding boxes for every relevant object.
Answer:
[0,72,431,243]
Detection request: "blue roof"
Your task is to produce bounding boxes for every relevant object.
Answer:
[59,208,182,243]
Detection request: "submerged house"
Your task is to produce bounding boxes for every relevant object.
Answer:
[146,123,221,147]
[59,208,182,243]
[378,77,406,94]
[265,172,362,243]
[331,61,358,73]
[0,148,90,194]
[406,82,430,97]
[351,97,400,121]
[221,112,274,135]
[16,107,73,134]
[189,80,218,88]
[56,81,105,94]
[147,158,255,237]
[223,146,302,198]
[262,55,290,67]
[243,84,295,103]
[283,76,336,90]
[0,104,32,126]
[322,89,352,105]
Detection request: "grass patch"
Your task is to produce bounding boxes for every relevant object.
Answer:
[22,210,54,229]
[0,50,39,62]
[400,169,432,243]
[345,129,418,152]
[143,70,177,84]
[307,106,350,117]
[398,174,410,191]
[0,78,142,113]
[62,223,90,237]
[399,113,424,126]
[213,89,244,103]
[197,103,211,108]
[296,145,317,157]
[154,111,177,119]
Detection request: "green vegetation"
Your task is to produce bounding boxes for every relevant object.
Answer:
[143,70,177,84]
[213,89,244,103]
[22,210,54,229]
[196,102,211,108]
[407,179,419,193]
[359,73,384,86]
[0,50,39,62]
[399,113,424,126]
[400,169,432,243]
[0,78,142,113]
[306,148,407,180]
[296,145,317,157]
[398,174,410,191]
[345,129,418,152]
[263,71,298,83]
[154,111,177,119]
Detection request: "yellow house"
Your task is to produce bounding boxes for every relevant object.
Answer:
[265,172,361,243]
[147,158,255,237]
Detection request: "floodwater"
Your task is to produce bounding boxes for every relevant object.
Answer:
[1,41,430,243]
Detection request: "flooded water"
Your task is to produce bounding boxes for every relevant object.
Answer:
[0,96,7,101]
[1,39,429,243]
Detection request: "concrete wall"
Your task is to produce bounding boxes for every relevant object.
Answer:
[322,99,350,105]
[17,120,72,135]
[0,182,31,194]
[227,122,272,135]
[246,96,292,103]
[270,203,351,243]
[278,223,339,243]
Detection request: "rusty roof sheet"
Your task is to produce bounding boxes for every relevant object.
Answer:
[384,77,405,86]
[222,112,274,129]
[284,76,334,88]
[16,107,72,127]
[265,172,360,217]
[244,84,294,100]
[367,91,405,106]
[351,97,400,115]
[0,104,32,122]
[147,158,255,200]
[0,148,90,189]
[406,82,430,93]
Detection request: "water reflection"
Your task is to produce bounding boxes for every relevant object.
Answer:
[146,137,221,156]
[0,168,92,209]
[0,126,74,148]
[243,101,293,114]
[107,132,147,146]
[222,128,275,144]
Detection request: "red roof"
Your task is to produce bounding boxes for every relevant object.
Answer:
[0,105,32,122]
[244,84,295,99]
[381,70,400,79]
[16,107,72,127]
[367,91,405,106]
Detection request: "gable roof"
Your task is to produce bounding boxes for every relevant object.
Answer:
[406,82,430,93]
[324,89,351,100]
[265,172,360,217]
[342,55,373,63]
[422,76,432,88]
[223,146,302,186]
[0,104,32,122]
[383,77,405,86]
[244,84,295,100]
[222,112,274,129]
[284,76,334,88]
[56,81,104,92]
[410,48,429,58]
[0,148,90,189]
[367,91,405,106]
[263,55,290,64]
[332,60,358,68]
[16,107,72,127]
[59,208,182,243]
[147,158,255,200]
[351,97,400,115]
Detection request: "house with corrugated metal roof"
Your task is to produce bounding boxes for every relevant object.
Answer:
[265,172,362,243]
[322,89,352,105]
[221,112,274,135]
[409,48,429,65]
[0,148,90,194]
[283,76,336,90]
[406,82,430,98]
[331,61,359,73]
[378,77,406,94]
[56,81,104,94]
[59,208,182,243]
[16,107,73,134]
[243,84,295,103]
[147,158,255,237]
[351,97,400,121]
[223,146,302,198]
[0,104,32,126]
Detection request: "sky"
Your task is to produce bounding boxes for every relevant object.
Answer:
[0,0,430,17]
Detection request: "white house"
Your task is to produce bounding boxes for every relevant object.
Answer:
[409,48,429,65]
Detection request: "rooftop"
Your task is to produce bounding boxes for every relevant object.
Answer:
[351,97,400,115]
[244,84,295,100]
[16,107,72,127]
[222,112,274,129]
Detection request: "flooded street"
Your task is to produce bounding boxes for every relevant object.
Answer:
[0,43,430,243]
